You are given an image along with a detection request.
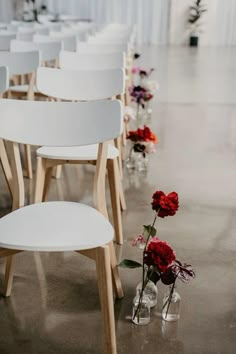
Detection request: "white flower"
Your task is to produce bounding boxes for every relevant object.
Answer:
[124,106,136,122]
[143,80,159,95]
[144,142,156,154]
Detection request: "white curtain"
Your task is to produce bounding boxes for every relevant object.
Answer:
[45,0,170,44]
[211,0,236,46]
[0,0,14,22]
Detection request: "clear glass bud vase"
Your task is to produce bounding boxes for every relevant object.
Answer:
[136,280,158,308]
[132,290,151,325]
[162,286,181,322]
[135,152,148,172]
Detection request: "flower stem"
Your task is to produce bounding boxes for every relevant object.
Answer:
[132,212,158,323]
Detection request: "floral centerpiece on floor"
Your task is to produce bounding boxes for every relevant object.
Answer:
[127,125,158,155]
[126,126,158,171]
[130,67,159,118]
[120,191,196,324]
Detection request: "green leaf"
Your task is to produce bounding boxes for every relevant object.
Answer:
[119,259,142,269]
[143,224,157,237]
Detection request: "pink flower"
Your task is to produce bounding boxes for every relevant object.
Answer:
[131,66,141,74]
[132,235,146,247]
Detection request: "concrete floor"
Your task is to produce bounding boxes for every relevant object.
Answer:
[0,46,236,353]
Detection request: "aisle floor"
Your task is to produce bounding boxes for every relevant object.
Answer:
[0,46,236,354]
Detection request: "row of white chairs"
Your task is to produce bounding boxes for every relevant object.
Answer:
[0,22,135,54]
[0,65,123,354]
[0,22,137,353]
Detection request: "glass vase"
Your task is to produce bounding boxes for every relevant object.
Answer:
[126,146,136,170]
[162,286,181,322]
[136,280,158,308]
[132,290,151,325]
[135,152,148,172]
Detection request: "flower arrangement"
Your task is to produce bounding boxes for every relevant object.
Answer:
[129,85,154,109]
[127,125,158,156]
[132,67,155,79]
[123,106,136,123]
[129,66,158,119]
[120,190,195,324]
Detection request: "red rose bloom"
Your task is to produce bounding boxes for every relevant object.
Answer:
[152,191,179,218]
[127,126,158,144]
[144,237,176,272]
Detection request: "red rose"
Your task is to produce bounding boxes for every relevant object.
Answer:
[127,126,158,144]
[152,191,179,218]
[144,237,176,272]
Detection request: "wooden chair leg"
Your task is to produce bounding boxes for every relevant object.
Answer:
[24,144,33,179]
[53,165,62,179]
[96,245,117,354]
[109,242,123,300]
[107,159,123,245]
[0,139,13,197]
[42,166,53,202]
[4,255,15,297]
[34,157,47,203]
[119,177,127,212]
[114,136,123,180]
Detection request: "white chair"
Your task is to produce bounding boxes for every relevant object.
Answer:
[16,27,36,41]
[0,51,40,179]
[77,42,129,55]
[0,67,13,197]
[33,33,77,52]
[35,67,126,244]
[59,51,125,70]
[0,98,123,354]
[10,39,62,65]
[0,32,16,51]
[49,32,77,51]
[0,51,40,100]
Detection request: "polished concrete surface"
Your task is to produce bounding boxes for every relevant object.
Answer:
[1,46,236,353]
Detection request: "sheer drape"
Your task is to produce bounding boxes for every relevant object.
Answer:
[45,0,170,44]
[211,0,236,46]
[0,0,14,22]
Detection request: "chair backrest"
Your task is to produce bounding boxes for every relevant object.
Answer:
[0,66,8,94]
[77,42,129,55]
[49,32,77,51]
[33,33,76,52]
[0,98,122,211]
[0,99,122,147]
[59,51,125,70]
[0,51,40,75]
[0,33,16,51]
[35,27,49,35]
[10,39,62,62]
[16,27,36,41]
[36,67,125,101]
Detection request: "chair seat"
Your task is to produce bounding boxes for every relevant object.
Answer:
[0,201,113,252]
[37,143,119,160]
[9,84,38,93]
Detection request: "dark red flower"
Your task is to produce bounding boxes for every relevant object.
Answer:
[152,191,179,218]
[127,126,158,144]
[144,237,176,272]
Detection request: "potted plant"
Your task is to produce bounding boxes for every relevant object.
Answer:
[188,0,207,47]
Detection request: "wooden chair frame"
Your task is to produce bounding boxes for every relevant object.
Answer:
[0,135,123,354]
